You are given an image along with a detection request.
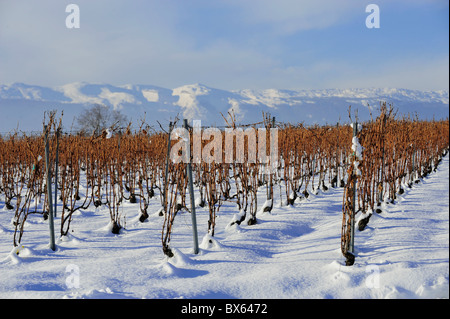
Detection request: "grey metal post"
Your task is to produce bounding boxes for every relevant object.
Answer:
[54,128,60,218]
[163,122,173,213]
[183,119,199,254]
[44,126,56,251]
[267,116,276,200]
[412,145,416,182]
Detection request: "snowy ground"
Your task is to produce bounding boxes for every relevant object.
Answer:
[0,155,448,300]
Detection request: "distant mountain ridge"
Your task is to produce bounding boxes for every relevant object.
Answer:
[0,82,448,133]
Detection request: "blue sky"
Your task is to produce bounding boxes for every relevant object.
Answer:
[0,0,448,90]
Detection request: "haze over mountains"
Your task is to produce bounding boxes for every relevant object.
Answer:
[0,82,448,133]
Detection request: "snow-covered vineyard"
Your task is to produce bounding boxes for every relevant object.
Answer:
[0,107,448,300]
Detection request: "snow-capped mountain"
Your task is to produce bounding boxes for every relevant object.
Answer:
[0,82,448,133]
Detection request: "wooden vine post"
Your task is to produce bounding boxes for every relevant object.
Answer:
[341,121,358,266]
[163,122,173,214]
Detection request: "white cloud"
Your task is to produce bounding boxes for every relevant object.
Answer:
[334,56,450,91]
[0,1,185,86]
[0,0,447,92]
[225,0,362,34]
